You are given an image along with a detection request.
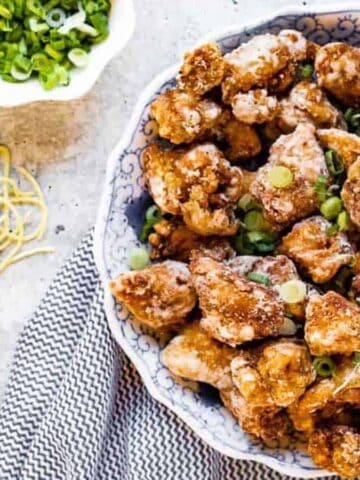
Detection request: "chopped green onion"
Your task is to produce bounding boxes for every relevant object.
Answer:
[337,211,351,231]
[29,16,49,32]
[238,193,258,212]
[145,205,162,224]
[46,7,65,27]
[314,174,330,203]
[128,248,150,271]
[44,43,63,60]
[268,165,293,188]
[280,317,297,336]
[0,4,13,19]
[76,22,97,36]
[320,196,342,220]
[68,47,88,67]
[279,280,307,304]
[313,356,336,377]
[353,352,360,366]
[234,229,276,255]
[26,0,45,17]
[10,63,32,80]
[299,63,313,78]
[247,271,270,286]
[31,52,52,72]
[344,108,360,136]
[139,205,162,242]
[325,150,344,176]
[326,223,339,237]
[244,210,264,231]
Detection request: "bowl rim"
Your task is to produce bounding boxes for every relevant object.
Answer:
[0,0,135,107]
[94,3,360,477]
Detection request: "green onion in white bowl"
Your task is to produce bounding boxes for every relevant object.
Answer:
[0,0,111,90]
[0,0,135,105]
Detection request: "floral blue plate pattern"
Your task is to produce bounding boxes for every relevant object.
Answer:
[94,5,360,477]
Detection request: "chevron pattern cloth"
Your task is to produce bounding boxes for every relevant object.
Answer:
[0,231,330,480]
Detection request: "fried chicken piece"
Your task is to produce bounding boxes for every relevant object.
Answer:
[250,123,329,230]
[177,42,225,95]
[305,291,360,356]
[221,33,295,102]
[288,357,360,434]
[142,143,243,235]
[274,81,346,134]
[317,129,360,170]
[308,426,360,478]
[278,29,310,61]
[162,321,237,389]
[150,88,222,144]
[230,254,318,320]
[278,216,354,283]
[142,144,185,215]
[231,339,315,408]
[342,158,360,229]
[221,116,262,161]
[190,256,285,346]
[220,387,289,444]
[109,260,197,329]
[231,89,279,125]
[148,218,235,262]
[178,143,243,235]
[315,42,360,108]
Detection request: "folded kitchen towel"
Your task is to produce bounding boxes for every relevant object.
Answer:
[0,231,330,480]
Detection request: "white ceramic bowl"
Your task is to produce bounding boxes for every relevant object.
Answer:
[0,0,135,107]
[94,4,360,477]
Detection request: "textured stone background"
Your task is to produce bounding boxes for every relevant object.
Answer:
[0,0,342,398]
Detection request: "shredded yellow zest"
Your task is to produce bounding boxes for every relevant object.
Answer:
[0,145,54,273]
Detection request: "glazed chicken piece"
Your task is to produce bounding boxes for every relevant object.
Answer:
[162,321,237,389]
[190,256,285,346]
[221,33,297,102]
[177,42,225,95]
[278,29,313,61]
[305,291,360,356]
[274,81,345,134]
[342,158,360,229]
[109,260,197,329]
[231,339,315,408]
[148,218,235,262]
[227,254,317,321]
[231,89,279,125]
[142,144,184,215]
[220,115,262,161]
[315,42,360,107]
[142,143,243,235]
[308,426,360,478]
[250,123,329,230]
[278,216,354,283]
[179,144,243,235]
[317,129,360,170]
[289,357,360,434]
[220,386,289,445]
[150,88,223,144]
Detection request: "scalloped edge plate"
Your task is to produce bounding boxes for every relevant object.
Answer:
[94,4,360,477]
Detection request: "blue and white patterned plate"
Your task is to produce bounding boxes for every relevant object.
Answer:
[94,5,360,477]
